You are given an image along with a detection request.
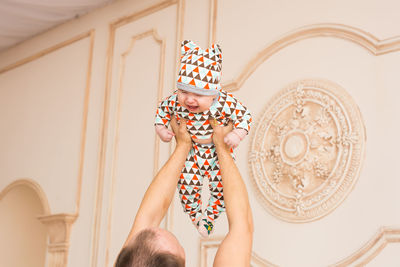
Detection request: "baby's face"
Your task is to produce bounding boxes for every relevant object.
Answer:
[177,89,216,113]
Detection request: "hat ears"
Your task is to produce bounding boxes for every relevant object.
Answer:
[180,40,222,61]
[181,40,199,56]
[211,43,222,63]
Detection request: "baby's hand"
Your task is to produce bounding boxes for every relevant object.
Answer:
[155,125,175,142]
[223,128,247,149]
[224,131,241,148]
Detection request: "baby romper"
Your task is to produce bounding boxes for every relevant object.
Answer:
[155,90,252,231]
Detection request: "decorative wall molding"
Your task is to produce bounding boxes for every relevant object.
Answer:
[110,0,178,29]
[331,227,400,267]
[208,0,218,46]
[200,227,400,266]
[0,30,95,216]
[104,29,166,266]
[0,30,94,267]
[199,237,278,267]
[249,79,366,222]
[91,0,184,266]
[0,178,50,215]
[222,23,400,92]
[38,213,78,267]
[0,30,94,75]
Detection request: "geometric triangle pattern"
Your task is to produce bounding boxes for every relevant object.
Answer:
[155,90,252,141]
[154,84,252,235]
[177,40,223,94]
[177,143,228,225]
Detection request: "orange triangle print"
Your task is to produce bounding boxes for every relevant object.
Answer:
[204,83,210,89]
[177,76,182,83]
[189,79,196,86]
[199,57,204,62]
[193,67,199,73]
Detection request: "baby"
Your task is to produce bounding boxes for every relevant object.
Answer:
[155,40,252,237]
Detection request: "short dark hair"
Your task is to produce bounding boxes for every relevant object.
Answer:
[115,229,185,267]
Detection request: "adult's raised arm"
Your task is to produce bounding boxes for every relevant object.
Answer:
[123,117,191,246]
[211,119,254,267]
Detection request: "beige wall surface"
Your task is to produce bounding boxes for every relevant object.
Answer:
[0,0,399,266]
[0,183,47,267]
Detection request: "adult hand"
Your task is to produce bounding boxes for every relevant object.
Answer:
[170,116,191,147]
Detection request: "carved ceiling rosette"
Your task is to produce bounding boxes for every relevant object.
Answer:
[249,79,366,222]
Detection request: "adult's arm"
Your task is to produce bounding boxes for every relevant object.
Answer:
[211,119,254,267]
[123,117,191,246]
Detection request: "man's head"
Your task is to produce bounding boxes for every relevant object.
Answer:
[115,228,185,267]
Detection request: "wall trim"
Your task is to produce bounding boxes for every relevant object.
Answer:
[0,178,51,215]
[0,30,94,75]
[91,1,184,266]
[38,213,78,267]
[199,227,400,266]
[199,236,278,267]
[222,23,400,92]
[208,0,218,46]
[331,226,400,266]
[0,30,95,267]
[103,29,166,267]
[0,30,95,217]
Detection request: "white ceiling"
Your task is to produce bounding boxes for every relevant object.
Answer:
[0,0,116,52]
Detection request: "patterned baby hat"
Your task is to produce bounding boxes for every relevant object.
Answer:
[177,40,222,95]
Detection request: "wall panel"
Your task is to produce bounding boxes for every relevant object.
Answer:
[94,3,181,266]
[0,34,93,214]
[0,184,47,267]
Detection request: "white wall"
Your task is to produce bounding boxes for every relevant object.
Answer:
[0,0,399,266]
[0,184,47,267]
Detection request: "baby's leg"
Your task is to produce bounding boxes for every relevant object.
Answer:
[198,150,226,237]
[205,163,225,222]
[177,150,203,225]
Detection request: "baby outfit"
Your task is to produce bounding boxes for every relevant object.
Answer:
[155,40,252,236]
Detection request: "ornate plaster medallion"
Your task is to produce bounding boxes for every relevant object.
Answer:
[249,79,365,222]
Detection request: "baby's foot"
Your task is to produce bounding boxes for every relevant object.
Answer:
[198,216,214,238]
[192,216,201,228]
